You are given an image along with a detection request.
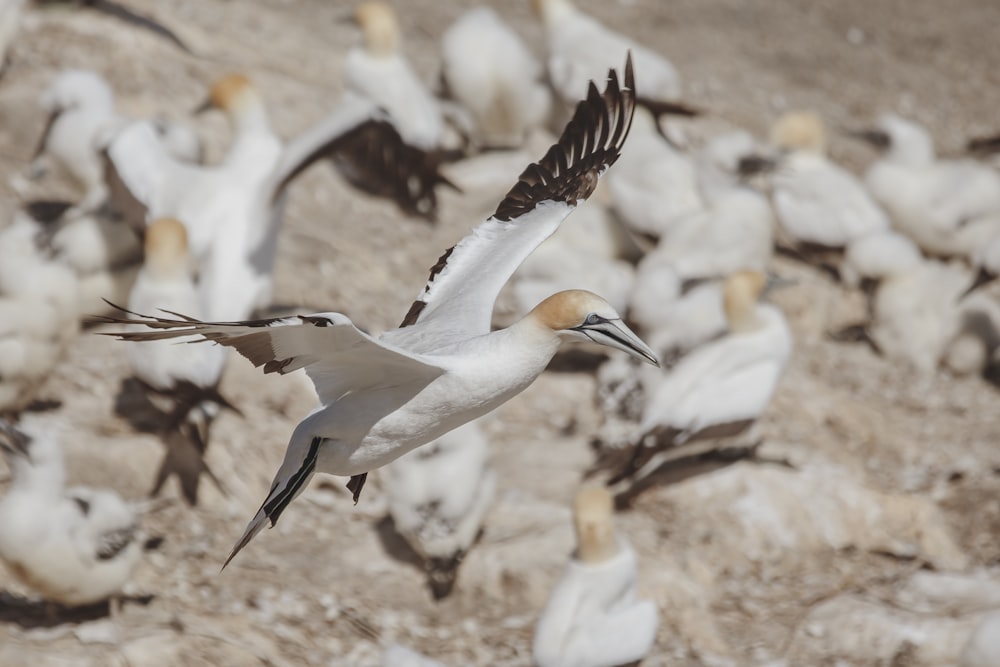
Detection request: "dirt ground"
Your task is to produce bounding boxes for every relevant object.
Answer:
[1,0,999,665]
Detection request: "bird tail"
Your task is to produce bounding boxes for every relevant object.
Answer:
[221,436,323,570]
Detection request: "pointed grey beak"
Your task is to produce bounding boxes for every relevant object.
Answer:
[737,154,779,179]
[577,319,659,367]
[764,272,797,295]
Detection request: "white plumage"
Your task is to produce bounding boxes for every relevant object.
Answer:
[533,0,680,106]
[533,487,658,667]
[766,111,890,248]
[440,7,551,148]
[382,418,495,599]
[0,417,143,606]
[104,61,657,567]
[860,113,1000,257]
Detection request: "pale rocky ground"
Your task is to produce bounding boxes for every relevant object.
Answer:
[0,0,999,666]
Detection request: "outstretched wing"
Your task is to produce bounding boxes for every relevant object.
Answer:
[274,101,456,220]
[397,55,635,335]
[98,307,445,405]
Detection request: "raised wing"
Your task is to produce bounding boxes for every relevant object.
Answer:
[398,55,635,335]
[274,101,456,220]
[97,307,445,405]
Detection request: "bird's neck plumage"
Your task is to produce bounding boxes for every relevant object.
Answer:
[538,0,578,27]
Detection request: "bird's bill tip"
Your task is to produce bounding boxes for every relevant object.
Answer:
[192,97,214,115]
[591,319,659,367]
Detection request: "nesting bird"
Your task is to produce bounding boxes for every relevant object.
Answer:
[30,69,202,219]
[440,6,551,149]
[0,417,143,608]
[599,270,792,496]
[532,0,681,107]
[0,215,79,415]
[101,59,657,567]
[852,113,1000,258]
[124,218,231,504]
[345,1,446,151]
[840,231,972,375]
[533,486,658,667]
[754,110,890,251]
[382,419,495,599]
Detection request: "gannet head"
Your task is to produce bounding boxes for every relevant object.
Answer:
[532,290,659,366]
[198,73,259,117]
[144,218,190,281]
[40,69,114,112]
[355,1,400,57]
[573,486,618,564]
[722,270,768,333]
[771,110,827,155]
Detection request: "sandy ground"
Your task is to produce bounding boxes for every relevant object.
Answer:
[1,0,999,665]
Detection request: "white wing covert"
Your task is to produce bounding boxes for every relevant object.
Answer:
[397,56,636,336]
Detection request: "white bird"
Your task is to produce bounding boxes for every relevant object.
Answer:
[440,6,551,149]
[0,417,143,607]
[759,110,890,249]
[0,0,24,77]
[650,131,774,284]
[960,613,1000,667]
[0,215,79,414]
[125,218,231,504]
[30,69,202,218]
[852,113,1000,257]
[605,106,703,241]
[601,270,792,491]
[840,231,971,374]
[382,418,495,599]
[345,1,446,151]
[106,73,283,321]
[532,0,681,107]
[102,59,656,567]
[533,486,658,667]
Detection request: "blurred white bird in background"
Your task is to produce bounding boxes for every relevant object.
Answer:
[598,270,792,498]
[533,486,658,667]
[123,218,232,505]
[382,418,495,599]
[440,6,551,150]
[101,60,657,568]
[0,417,143,609]
[851,113,1000,258]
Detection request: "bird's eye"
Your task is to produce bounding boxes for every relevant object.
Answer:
[586,313,602,325]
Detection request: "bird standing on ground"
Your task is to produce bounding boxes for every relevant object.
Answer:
[0,417,143,608]
[440,6,551,149]
[124,218,232,505]
[382,418,496,599]
[533,486,658,667]
[101,58,656,567]
[597,270,792,496]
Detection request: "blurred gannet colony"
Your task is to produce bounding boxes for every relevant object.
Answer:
[0,0,998,665]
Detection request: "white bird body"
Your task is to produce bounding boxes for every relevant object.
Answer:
[655,186,774,281]
[638,303,791,439]
[844,231,970,374]
[862,114,1000,256]
[772,150,890,247]
[346,2,444,151]
[126,220,225,390]
[534,487,657,667]
[107,75,284,320]
[606,107,703,239]
[534,0,680,104]
[0,419,142,606]
[0,217,79,413]
[440,7,551,148]
[383,418,495,597]
[33,69,202,215]
[107,62,654,565]
[765,111,889,248]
